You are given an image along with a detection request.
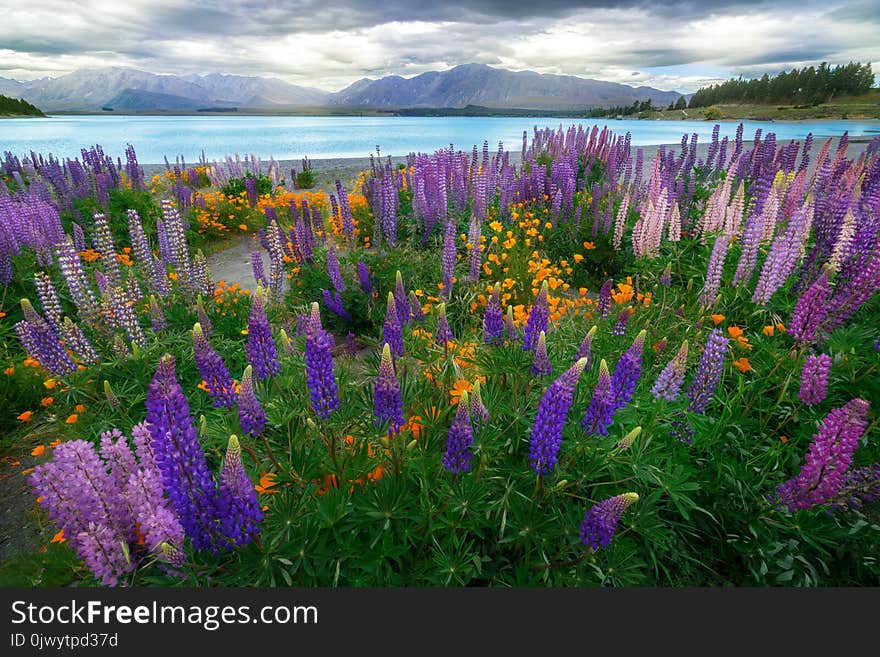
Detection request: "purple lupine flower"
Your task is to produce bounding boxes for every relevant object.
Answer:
[612,308,631,337]
[611,329,646,409]
[394,270,410,326]
[109,286,146,348]
[149,295,168,332]
[687,329,729,414]
[597,279,613,318]
[575,326,597,367]
[345,331,358,357]
[14,320,77,376]
[470,379,489,430]
[145,354,221,552]
[441,218,456,299]
[467,216,482,283]
[382,292,404,358]
[874,335,880,351]
[831,462,880,511]
[244,176,258,207]
[651,340,688,401]
[659,262,672,287]
[789,271,830,345]
[409,291,425,323]
[580,492,639,550]
[34,272,63,332]
[529,357,588,474]
[504,304,519,342]
[250,251,267,287]
[798,353,832,406]
[483,282,503,344]
[304,302,340,420]
[217,435,263,547]
[374,343,404,434]
[357,261,372,293]
[523,281,549,351]
[699,233,730,306]
[61,317,99,365]
[442,391,474,474]
[322,289,352,322]
[326,243,345,292]
[774,398,870,512]
[436,302,454,344]
[55,239,98,320]
[531,331,552,376]
[193,323,237,408]
[245,289,280,380]
[196,295,212,338]
[582,360,616,436]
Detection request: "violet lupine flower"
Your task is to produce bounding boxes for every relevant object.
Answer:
[699,234,731,306]
[56,239,98,320]
[345,331,358,357]
[612,308,631,336]
[217,435,263,547]
[659,262,672,287]
[597,279,613,318]
[788,271,830,345]
[470,379,489,430]
[14,320,77,376]
[532,331,552,376]
[798,353,832,406]
[832,462,880,511]
[394,270,410,326]
[579,492,639,550]
[687,329,729,414]
[109,286,146,348]
[34,272,63,332]
[61,317,99,365]
[304,302,340,420]
[467,216,482,283]
[651,340,688,402]
[442,390,474,474]
[245,288,280,380]
[529,357,588,474]
[436,302,454,345]
[235,365,265,434]
[523,281,549,351]
[775,398,871,512]
[322,289,351,322]
[483,283,503,344]
[504,305,519,342]
[441,219,457,299]
[582,360,617,436]
[326,244,345,292]
[193,323,237,408]
[409,291,425,323]
[875,335,880,351]
[145,354,221,552]
[149,295,168,332]
[357,261,372,293]
[575,326,597,368]
[250,251,267,288]
[374,343,404,434]
[611,329,646,409]
[382,292,404,358]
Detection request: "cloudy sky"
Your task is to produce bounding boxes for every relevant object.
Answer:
[1,1,878,93]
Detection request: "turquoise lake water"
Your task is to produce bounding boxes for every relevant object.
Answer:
[1,115,878,163]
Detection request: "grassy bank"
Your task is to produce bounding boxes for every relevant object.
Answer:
[651,91,880,121]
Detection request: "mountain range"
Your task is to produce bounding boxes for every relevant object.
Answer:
[0,64,686,112]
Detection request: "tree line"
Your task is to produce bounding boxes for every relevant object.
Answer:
[0,94,45,116]
[689,62,875,108]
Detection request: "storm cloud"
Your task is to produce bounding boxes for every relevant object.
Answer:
[0,0,877,93]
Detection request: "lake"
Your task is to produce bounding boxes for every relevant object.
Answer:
[1,115,878,164]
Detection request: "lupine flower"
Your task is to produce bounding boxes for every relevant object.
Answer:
[374,343,404,434]
[470,379,489,429]
[788,271,830,345]
[245,288,280,380]
[34,272,63,332]
[483,282,503,344]
[326,244,345,292]
[14,320,77,376]
[104,380,120,408]
[531,331,552,376]
[575,326,597,367]
[193,323,237,408]
[597,279,613,318]
[250,251,267,287]
[409,291,425,323]
[357,261,372,293]
[383,292,404,358]
[617,426,642,451]
[394,270,410,326]
[687,329,729,414]
[196,295,212,337]
[304,302,340,420]
[441,219,456,299]
[345,331,358,357]
[831,462,880,511]
[61,317,99,365]
[775,398,870,512]
[504,305,519,342]
[436,303,454,345]
[217,435,263,547]
[442,390,474,474]
[582,360,616,436]
[234,365,266,437]
[612,308,631,336]
[523,281,549,351]
[529,357,588,474]
[149,294,167,332]
[580,492,639,550]
[145,354,221,552]
[322,289,351,322]
[611,330,646,409]
[699,234,730,305]
[651,340,688,401]
[798,353,832,406]
[659,263,672,287]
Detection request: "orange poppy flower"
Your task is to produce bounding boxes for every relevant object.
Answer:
[74,404,85,413]
[65,414,78,424]
[762,325,775,337]
[710,314,725,325]
[583,241,596,250]
[31,445,46,457]
[3,367,14,376]
[17,410,33,422]
[41,397,54,407]
[50,530,66,544]
[449,379,474,402]
[727,326,744,339]
[732,357,751,373]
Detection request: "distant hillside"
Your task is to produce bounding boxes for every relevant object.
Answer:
[0,94,44,116]
[330,63,682,110]
[104,88,238,111]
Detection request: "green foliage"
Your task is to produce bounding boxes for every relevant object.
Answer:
[295,168,317,189]
[0,94,44,116]
[221,173,273,198]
